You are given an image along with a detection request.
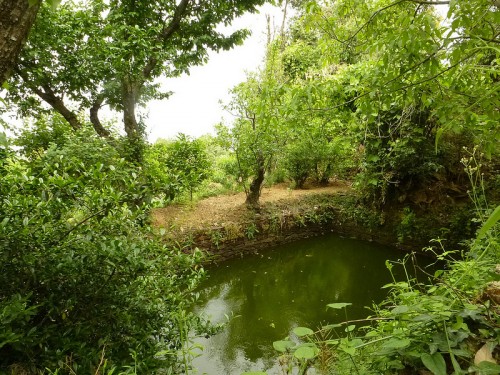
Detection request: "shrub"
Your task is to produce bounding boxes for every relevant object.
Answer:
[0,132,207,373]
[145,134,211,201]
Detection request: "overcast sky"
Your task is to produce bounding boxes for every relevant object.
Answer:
[146,4,286,142]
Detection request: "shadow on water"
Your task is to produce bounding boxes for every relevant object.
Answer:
[192,233,434,374]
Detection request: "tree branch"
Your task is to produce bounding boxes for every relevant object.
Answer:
[142,0,191,79]
[338,0,448,45]
[15,67,82,131]
[345,0,407,43]
[409,0,449,4]
[389,51,477,93]
[90,94,111,138]
[309,50,477,113]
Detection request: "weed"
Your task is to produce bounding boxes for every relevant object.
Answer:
[210,229,225,248]
[397,206,417,243]
[245,222,259,239]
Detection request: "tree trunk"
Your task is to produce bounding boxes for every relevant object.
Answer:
[245,159,265,208]
[121,77,141,138]
[90,96,111,137]
[121,77,144,163]
[0,0,40,84]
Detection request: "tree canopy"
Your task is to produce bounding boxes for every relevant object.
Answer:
[218,0,499,205]
[6,0,269,159]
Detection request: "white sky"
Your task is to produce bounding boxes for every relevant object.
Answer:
[146,4,286,142]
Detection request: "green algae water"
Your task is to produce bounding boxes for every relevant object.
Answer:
[192,234,430,374]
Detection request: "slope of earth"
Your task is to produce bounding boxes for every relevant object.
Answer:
[152,182,350,233]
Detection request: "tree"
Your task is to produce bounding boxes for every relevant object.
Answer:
[145,134,211,201]
[219,54,287,208]
[0,0,41,84]
[167,134,211,201]
[7,0,270,160]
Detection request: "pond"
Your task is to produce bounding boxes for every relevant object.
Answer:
[192,233,431,374]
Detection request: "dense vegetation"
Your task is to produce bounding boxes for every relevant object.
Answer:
[218,0,499,209]
[0,126,217,373]
[1,0,499,374]
[222,0,499,374]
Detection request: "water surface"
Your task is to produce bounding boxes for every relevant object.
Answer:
[192,234,426,374]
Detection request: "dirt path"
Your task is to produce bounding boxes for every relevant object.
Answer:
[152,182,350,231]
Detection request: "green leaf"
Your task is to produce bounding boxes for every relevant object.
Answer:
[339,344,356,356]
[327,302,352,310]
[293,327,314,337]
[475,361,500,375]
[273,340,294,353]
[421,352,446,375]
[349,338,364,347]
[241,372,268,375]
[0,132,7,147]
[382,338,411,350]
[476,205,500,240]
[47,0,62,10]
[325,339,340,346]
[345,324,356,332]
[435,127,444,154]
[391,305,409,315]
[293,345,319,360]
[449,351,462,374]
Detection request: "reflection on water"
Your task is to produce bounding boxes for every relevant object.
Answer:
[192,234,424,374]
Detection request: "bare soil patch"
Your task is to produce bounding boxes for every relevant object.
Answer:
[152,181,350,232]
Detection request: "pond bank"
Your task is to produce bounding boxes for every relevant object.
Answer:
[152,183,472,262]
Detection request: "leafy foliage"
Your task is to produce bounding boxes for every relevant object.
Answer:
[13,114,74,159]
[145,134,211,201]
[0,130,208,373]
[7,0,268,146]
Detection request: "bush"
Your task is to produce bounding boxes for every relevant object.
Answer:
[283,141,315,188]
[145,134,211,201]
[282,137,340,188]
[0,132,208,373]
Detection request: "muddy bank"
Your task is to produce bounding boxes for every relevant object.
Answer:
[155,192,471,262]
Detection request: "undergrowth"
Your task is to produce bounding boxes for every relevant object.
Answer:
[259,149,500,375]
